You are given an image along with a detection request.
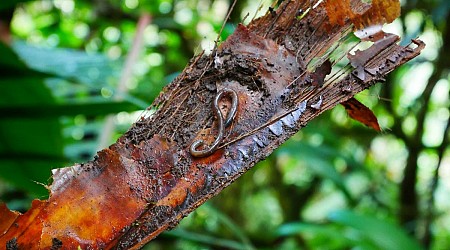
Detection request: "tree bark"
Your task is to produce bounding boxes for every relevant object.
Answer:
[0,0,424,249]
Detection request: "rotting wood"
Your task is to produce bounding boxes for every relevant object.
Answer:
[0,0,424,249]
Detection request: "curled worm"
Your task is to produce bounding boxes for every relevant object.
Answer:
[190,88,238,157]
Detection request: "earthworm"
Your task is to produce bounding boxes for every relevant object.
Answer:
[190,88,238,157]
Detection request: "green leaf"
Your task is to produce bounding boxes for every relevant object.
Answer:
[278,142,354,201]
[0,44,64,198]
[277,222,338,236]
[163,229,250,250]
[0,42,51,78]
[202,204,255,250]
[276,222,352,249]
[12,41,121,87]
[0,0,32,11]
[0,100,142,118]
[328,210,423,250]
[0,159,64,198]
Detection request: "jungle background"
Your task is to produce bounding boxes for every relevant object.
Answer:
[0,0,449,249]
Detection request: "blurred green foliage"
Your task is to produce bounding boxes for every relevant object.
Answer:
[0,0,449,249]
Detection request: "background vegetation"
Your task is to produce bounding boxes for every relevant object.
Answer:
[0,0,449,249]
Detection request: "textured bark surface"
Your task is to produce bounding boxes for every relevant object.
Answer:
[0,0,424,249]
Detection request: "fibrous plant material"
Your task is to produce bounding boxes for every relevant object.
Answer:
[0,0,424,249]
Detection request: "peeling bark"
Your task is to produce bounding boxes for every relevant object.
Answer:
[0,0,424,249]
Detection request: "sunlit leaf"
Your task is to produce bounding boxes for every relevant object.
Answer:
[12,41,121,87]
[328,210,423,250]
[276,222,352,249]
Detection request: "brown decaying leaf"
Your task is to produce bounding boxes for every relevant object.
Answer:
[325,0,400,29]
[341,97,381,131]
[0,0,424,249]
[0,204,19,236]
[311,59,332,87]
